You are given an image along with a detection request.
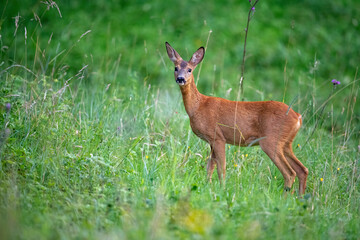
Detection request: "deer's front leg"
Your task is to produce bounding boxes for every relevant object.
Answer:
[206,146,216,182]
[211,140,226,184]
[206,157,216,183]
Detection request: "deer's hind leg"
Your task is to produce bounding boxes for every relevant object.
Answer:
[260,138,296,192]
[283,142,308,195]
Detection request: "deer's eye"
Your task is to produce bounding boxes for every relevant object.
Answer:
[174,67,178,72]
[188,68,192,73]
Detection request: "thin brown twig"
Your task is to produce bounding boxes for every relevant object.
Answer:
[239,0,259,101]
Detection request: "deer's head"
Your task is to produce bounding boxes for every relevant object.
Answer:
[165,42,205,86]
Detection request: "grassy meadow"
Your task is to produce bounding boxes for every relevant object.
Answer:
[1,0,359,239]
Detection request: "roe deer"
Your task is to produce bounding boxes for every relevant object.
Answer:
[165,42,308,195]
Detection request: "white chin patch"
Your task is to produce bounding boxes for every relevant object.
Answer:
[176,80,186,86]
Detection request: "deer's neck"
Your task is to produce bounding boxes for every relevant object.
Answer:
[180,79,203,117]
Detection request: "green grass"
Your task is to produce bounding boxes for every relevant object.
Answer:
[1,0,359,239]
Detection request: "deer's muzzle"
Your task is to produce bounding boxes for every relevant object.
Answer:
[176,77,186,85]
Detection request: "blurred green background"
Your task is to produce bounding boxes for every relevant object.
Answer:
[2,0,359,90]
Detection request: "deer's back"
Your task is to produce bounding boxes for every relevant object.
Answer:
[189,96,302,146]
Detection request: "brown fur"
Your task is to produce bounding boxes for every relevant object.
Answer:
[165,42,308,195]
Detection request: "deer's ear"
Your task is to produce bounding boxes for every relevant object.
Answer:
[189,47,205,66]
[165,42,182,63]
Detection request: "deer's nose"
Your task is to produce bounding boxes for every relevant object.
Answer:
[176,76,186,85]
